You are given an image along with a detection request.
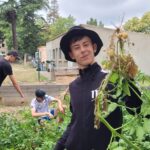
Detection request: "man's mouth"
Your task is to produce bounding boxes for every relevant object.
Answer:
[81,54,89,60]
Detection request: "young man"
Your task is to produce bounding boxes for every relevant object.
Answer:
[54,26,142,150]
[0,51,24,98]
[30,89,64,124]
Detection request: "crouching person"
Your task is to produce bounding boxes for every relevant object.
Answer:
[30,89,64,124]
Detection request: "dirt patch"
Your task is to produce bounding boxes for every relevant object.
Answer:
[1,63,77,108]
[55,75,77,85]
[0,106,26,113]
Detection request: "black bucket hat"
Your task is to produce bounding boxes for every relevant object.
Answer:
[60,26,103,62]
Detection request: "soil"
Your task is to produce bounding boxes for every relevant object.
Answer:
[0,106,26,113]
[55,75,76,85]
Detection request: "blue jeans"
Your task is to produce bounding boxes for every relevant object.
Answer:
[38,109,55,123]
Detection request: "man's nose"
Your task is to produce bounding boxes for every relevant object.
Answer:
[80,46,86,52]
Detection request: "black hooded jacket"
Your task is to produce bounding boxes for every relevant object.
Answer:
[54,62,142,150]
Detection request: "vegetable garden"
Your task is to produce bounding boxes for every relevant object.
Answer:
[0,27,150,150]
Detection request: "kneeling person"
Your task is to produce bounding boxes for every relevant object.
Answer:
[30,89,64,124]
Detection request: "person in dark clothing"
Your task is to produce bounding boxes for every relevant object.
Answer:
[0,51,24,98]
[54,26,142,150]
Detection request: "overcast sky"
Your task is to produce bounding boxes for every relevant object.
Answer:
[57,0,150,28]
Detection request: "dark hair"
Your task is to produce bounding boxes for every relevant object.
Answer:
[69,34,94,51]
[35,89,46,98]
[7,50,20,60]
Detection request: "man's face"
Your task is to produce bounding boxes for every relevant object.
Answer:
[69,36,97,69]
[36,97,45,103]
[9,55,17,63]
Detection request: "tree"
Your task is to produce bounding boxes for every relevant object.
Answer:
[87,18,98,26]
[0,0,50,55]
[35,17,51,46]
[140,12,150,33]
[0,0,19,50]
[87,18,104,27]
[98,21,104,27]
[0,0,75,55]
[47,0,59,24]
[124,11,150,33]
[0,31,5,45]
[18,0,50,55]
[49,15,75,39]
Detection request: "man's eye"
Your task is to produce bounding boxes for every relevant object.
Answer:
[84,43,89,47]
[74,46,80,50]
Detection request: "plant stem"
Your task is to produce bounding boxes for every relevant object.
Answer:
[99,116,140,150]
[128,80,143,101]
[107,135,114,150]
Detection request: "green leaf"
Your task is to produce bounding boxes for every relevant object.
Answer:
[109,141,118,149]
[109,72,119,83]
[111,87,122,99]
[102,102,118,118]
[136,126,145,141]
[129,126,136,135]
[141,103,150,116]
[122,80,131,96]
[113,147,126,150]
[108,102,118,113]
[143,118,150,133]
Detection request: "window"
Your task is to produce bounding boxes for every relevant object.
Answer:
[59,48,62,59]
[56,48,58,59]
[53,49,55,59]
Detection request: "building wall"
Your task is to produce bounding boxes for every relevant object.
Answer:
[46,24,150,75]
[38,46,47,62]
[46,36,76,70]
[126,32,150,75]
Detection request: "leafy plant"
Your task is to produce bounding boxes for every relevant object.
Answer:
[94,27,150,149]
[0,107,70,150]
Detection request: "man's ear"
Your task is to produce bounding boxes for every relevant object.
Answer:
[93,44,97,53]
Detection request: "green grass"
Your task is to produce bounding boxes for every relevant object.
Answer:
[3,63,49,85]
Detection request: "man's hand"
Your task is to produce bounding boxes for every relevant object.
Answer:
[21,94,25,98]
[58,104,65,114]
[47,112,54,119]
[20,98,25,104]
[9,75,25,98]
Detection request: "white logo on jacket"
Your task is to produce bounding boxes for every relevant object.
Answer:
[91,89,98,99]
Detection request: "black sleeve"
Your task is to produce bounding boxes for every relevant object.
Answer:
[124,81,142,115]
[3,62,13,75]
[54,103,74,150]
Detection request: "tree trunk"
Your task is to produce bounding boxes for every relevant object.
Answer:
[11,10,18,51]
[6,10,18,51]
